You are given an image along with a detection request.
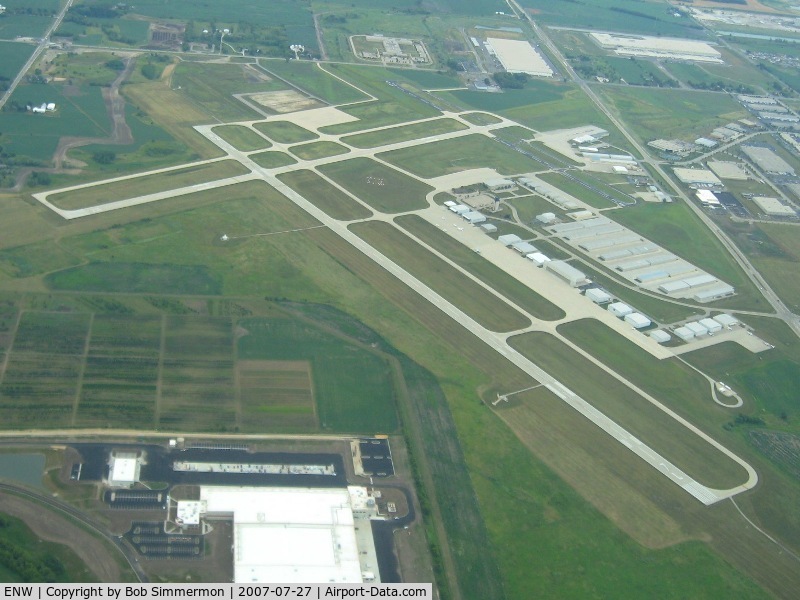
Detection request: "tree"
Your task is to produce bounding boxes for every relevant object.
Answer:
[92,150,116,164]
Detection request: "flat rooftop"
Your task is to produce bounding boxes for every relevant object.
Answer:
[487,38,553,77]
[201,486,378,584]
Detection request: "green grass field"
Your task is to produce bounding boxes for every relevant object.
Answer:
[341,118,468,148]
[377,133,545,178]
[254,120,318,144]
[460,112,502,125]
[395,215,565,321]
[259,60,367,105]
[318,157,432,213]
[748,223,800,313]
[537,172,618,209]
[288,141,349,160]
[277,170,372,221]
[47,263,222,295]
[48,160,251,210]
[238,317,398,432]
[171,61,282,122]
[508,328,748,489]
[0,41,34,82]
[351,221,531,333]
[605,56,676,86]
[596,86,747,142]
[211,125,270,152]
[249,150,297,169]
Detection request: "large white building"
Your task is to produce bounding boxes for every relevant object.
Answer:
[487,38,553,77]
[200,486,381,584]
[590,33,723,63]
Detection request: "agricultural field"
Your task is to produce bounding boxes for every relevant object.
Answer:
[350,221,531,333]
[277,170,372,221]
[0,41,34,82]
[236,360,316,430]
[395,215,565,321]
[0,0,59,38]
[47,160,250,210]
[341,118,468,149]
[604,57,676,87]
[254,120,318,144]
[377,134,545,178]
[211,125,270,152]
[288,141,349,160]
[318,157,432,213]
[249,150,297,169]
[748,223,800,312]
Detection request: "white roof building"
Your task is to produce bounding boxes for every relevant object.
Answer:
[201,486,379,584]
[487,38,553,77]
[512,241,538,254]
[685,321,709,336]
[699,317,722,333]
[545,260,587,287]
[108,452,140,488]
[649,330,672,343]
[608,302,633,317]
[674,326,695,342]
[498,234,522,246]
[526,252,551,266]
[625,312,652,329]
[752,196,796,217]
[585,288,612,304]
[713,313,739,327]
[485,177,515,191]
[673,168,722,186]
[463,211,486,224]
[536,212,557,225]
[480,223,497,233]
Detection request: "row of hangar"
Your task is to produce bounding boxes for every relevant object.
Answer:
[544,216,735,303]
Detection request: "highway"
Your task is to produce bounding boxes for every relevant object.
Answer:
[0,0,73,111]
[506,0,800,340]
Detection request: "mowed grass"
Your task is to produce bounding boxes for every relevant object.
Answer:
[318,158,432,213]
[238,317,398,432]
[341,118,468,149]
[0,240,84,278]
[377,134,546,178]
[350,221,531,333]
[47,160,251,210]
[259,60,367,105]
[249,150,297,169]
[537,171,618,209]
[508,330,748,489]
[211,125,270,152]
[395,215,565,321]
[237,360,316,430]
[749,223,800,312]
[460,112,502,125]
[254,120,318,144]
[597,86,747,142]
[288,141,349,160]
[277,170,372,221]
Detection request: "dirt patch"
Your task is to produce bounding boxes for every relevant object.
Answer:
[246,90,322,113]
[0,492,123,581]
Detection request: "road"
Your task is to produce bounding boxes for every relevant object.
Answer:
[0,0,73,111]
[506,0,800,339]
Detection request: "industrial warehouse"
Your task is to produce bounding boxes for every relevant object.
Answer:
[589,32,723,63]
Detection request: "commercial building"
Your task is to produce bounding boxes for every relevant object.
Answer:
[693,285,735,302]
[526,252,551,266]
[649,330,672,344]
[463,211,487,224]
[485,177,515,192]
[695,137,718,149]
[707,160,749,181]
[699,317,723,333]
[498,234,522,246]
[545,260,588,287]
[567,209,595,221]
[108,451,141,488]
[649,139,696,157]
[625,312,652,329]
[487,38,554,77]
[673,167,723,186]
[752,196,796,217]
[590,33,722,63]
[741,145,796,175]
[696,189,721,206]
[713,313,739,327]
[585,288,612,304]
[608,302,633,317]
[200,486,380,584]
